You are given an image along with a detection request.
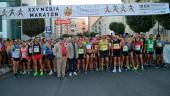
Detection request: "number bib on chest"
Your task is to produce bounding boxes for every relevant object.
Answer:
[113,44,120,49]
[101,45,108,50]
[135,45,141,51]
[157,42,162,47]
[86,44,92,49]
[123,46,128,51]
[15,48,20,57]
[34,46,40,53]
[149,44,154,49]
[78,49,84,54]
[29,48,32,54]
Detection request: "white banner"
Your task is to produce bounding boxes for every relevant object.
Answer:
[0,3,169,19]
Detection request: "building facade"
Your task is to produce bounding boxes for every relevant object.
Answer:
[0,0,21,39]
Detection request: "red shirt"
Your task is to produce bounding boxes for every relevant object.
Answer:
[60,43,67,56]
[133,41,143,51]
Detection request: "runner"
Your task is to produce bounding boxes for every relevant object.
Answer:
[154,34,165,68]
[121,34,130,70]
[21,41,28,74]
[140,32,147,67]
[133,34,144,70]
[11,40,21,77]
[33,37,43,76]
[128,34,135,69]
[45,39,54,75]
[41,38,47,72]
[146,34,155,66]
[85,38,93,73]
[27,39,32,74]
[99,36,109,71]
[112,34,122,72]
[77,38,86,73]
[92,37,99,71]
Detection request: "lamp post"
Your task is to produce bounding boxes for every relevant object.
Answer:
[49,0,53,38]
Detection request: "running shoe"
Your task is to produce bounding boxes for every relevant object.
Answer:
[69,72,72,76]
[73,72,77,76]
[118,68,122,72]
[112,69,117,73]
[40,71,44,76]
[48,71,53,75]
[33,71,38,76]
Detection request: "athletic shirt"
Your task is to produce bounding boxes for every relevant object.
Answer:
[112,39,121,51]
[99,40,108,51]
[122,42,129,52]
[12,44,20,58]
[147,39,154,52]
[42,43,47,55]
[21,47,27,59]
[78,46,84,54]
[155,40,164,50]
[28,45,33,56]
[46,44,53,55]
[134,41,143,52]
[33,43,41,54]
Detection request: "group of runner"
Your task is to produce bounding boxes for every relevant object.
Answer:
[0,32,165,77]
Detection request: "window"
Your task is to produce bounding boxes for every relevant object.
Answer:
[0,16,2,32]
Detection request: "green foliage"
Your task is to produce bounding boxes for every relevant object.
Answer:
[22,19,45,37]
[83,32,98,37]
[154,0,170,30]
[62,34,71,38]
[109,22,125,35]
[126,16,155,33]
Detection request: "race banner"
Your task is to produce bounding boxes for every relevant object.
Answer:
[0,3,169,19]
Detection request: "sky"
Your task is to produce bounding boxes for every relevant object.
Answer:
[52,0,122,5]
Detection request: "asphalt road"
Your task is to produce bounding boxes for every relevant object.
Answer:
[0,67,170,96]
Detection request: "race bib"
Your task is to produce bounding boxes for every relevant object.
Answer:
[123,46,128,51]
[34,46,40,53]
[149,44,154,49]
[157,42,162,47]
[22,52,27,58]
[114,44,120,49]
[78,49,84,54]
[15,49,20,57]
[135,45,141,51]
[29,48,32,54]
[101,45,108,50]
[43,50,46,55]
[86,44,92,49]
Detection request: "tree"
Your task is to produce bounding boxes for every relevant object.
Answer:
[126,16,156,33]
[22,19,45,37]
[155,0,170,30]
[109,22,125,35]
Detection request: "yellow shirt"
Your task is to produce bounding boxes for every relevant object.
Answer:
[99,39,108,51]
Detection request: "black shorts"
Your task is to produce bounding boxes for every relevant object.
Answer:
[122,51,129,56]
[21,58,28,63]
[42,55,46,60]
[78,54,84,59]
[134,51,142,55]
[112,51,121,57]
[147,51,154,55]
[100,50,109,58]
[46,54,54,60]
[155,49,163,55]
[13,58,20,61]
